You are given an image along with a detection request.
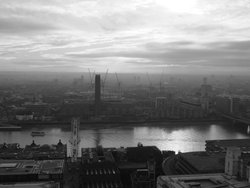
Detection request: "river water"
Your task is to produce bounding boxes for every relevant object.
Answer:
[0,122,249,154]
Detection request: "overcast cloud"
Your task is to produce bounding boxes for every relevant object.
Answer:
[0,0,250,73]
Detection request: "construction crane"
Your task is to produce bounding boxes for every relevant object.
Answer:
[115,72,122,97]
[69,117,80,162]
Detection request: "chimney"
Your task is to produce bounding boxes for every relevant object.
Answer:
[95,74,101,115]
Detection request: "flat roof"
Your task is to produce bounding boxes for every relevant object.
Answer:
[0,160,38,175]
[0,181,60,187]
[0,160,64,175]
[179,152,225,173]
[157,174,250,188]
[39,160,64,174]
[0,163,18,168]
[206,139,250,148]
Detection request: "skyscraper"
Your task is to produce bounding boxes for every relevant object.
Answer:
[200,77,212,115]
[95,74,101,116]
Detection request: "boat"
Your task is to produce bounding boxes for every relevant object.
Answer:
[31,131,45,136]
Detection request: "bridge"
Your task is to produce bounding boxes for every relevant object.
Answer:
[216,111,250,125]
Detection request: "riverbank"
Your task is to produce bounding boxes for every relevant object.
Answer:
[0,122,22,131]
[6,118,227,130]
[0,123,249,152]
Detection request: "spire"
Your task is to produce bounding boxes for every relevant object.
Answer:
[31,140,37,147]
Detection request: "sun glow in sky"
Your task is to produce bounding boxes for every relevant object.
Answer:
[0,0,250,74]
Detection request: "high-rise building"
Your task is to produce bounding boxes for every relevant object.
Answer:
[95,74,101,116]
[200,77,212,115]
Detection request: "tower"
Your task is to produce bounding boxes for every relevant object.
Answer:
[69,117,80,162]
[95,74,101,116]
[201,77,212,116]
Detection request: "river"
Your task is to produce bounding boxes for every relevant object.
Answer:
[0,122,249,154]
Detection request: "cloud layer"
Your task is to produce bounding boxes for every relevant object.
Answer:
[0,0,250,73]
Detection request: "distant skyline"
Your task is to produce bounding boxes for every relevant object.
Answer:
[0,0,250,74]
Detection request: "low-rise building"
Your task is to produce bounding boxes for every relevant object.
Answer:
[206,139,250,152]
[23,140,67,160]
[175,152,225,174]
[0,140,67,160]
[225,147,250,180]
[0,160,64,187]
[0,143,22,159]
[157,173,250,188]
[15,110,33,121]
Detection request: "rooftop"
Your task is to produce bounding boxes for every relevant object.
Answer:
[179,152,225,173]
[0,160,37,175]
[126,145,162,163]
[0,182,60,187]
[157,174,250,188]
[0,160,64,175]
[81,147,115,163]
[206,139,250,149]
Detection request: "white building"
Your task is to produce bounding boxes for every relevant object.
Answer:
[225,147,242,176]
[16,114,33,121]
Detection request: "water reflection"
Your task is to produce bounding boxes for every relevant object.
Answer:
[0,123,249,153]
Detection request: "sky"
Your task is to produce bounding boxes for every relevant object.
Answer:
[0,0,250,74]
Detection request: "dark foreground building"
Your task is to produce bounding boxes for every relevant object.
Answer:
[80,146,123,188]
[116,145,163,188]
